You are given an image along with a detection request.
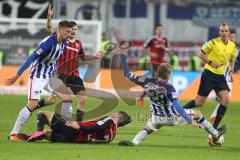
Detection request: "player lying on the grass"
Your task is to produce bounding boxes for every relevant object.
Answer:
[118,52,226,146]
[24,110,131,143]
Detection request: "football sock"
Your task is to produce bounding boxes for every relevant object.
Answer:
[183,99,196,109]
[132,129,150,145]
[210,104,220,119]
[10,106,32,135]
[37,112,48,131]
[197,116,218,138]
[76,109,84,121]
[61,100,73,121]
[36,99,45,110]
[213,104,227,129]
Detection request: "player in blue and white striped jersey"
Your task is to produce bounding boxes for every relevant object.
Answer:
[5,20,73,141]
[118,52,226,146]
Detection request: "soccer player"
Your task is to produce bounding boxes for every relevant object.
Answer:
[5,20,73,141]
[36,5,104,121]
[137,24,171,106]
[118,52,226,146]
[183,23,238,129]
[25,110,131,143]
[209,29,239,122]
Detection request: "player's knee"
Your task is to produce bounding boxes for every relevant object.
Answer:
[219,97,229,106]
[27,100,39,110]
[48,96,57,104]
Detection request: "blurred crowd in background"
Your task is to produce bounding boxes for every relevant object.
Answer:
[0,0,239,73]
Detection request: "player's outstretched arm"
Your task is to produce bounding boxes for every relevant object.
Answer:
[120,52,149,87]
[171,99,202,128]
[46,4,54,35]
[4,51,39,86]
[81,51,104,61]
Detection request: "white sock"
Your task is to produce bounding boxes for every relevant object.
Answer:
[210,104,219,119]
[132,129,149,145]
[198,116,218,138]
[61,101,72,121]
[10,106,32,135]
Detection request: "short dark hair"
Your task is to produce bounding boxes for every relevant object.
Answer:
[154,24,163,29]
[156,63,172,80]
[58,20,71,28]
[118,111,131,127]
[69,21,77,27]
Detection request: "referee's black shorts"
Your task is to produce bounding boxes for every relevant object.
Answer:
[198,69,230,97]
[50,114,79,142]
[58,75,85,95]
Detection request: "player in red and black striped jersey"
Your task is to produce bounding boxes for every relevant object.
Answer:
[27,110,131,143]
[36,5,104,121]
[143,24,171,71]
[137,24,171,106]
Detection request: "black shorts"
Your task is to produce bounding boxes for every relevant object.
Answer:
[198,69,230,97]
[50,114,79,142]
[58,75,85,95]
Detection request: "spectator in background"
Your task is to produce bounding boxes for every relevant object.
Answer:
[170,52,180,71]
[28,43,38,56]
[101,32,111,68]
[188,51,201,71]
[138,52,150,70]
[15,47,27,59]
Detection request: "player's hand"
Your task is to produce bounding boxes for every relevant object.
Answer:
[191,121,204,129]
[229,70,234,82]
[5,75,19,86]
[65,121,80,129]
[47,4,53,19]
[95,51,105,59]
[119,41,131,53]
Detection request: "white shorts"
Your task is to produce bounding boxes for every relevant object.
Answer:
[147,109,194,131]
[28,78,50,100]
[28,76,66,100]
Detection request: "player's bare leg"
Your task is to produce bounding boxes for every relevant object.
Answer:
[183,95,207,109]
[76,94,86,121]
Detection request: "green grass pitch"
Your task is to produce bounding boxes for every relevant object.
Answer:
[0,95,240,160]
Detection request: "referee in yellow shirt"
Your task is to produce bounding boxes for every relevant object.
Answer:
[184,23,238,129]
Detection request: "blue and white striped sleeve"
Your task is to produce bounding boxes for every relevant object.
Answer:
[16,37,53,76]
[167,86,192,123]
